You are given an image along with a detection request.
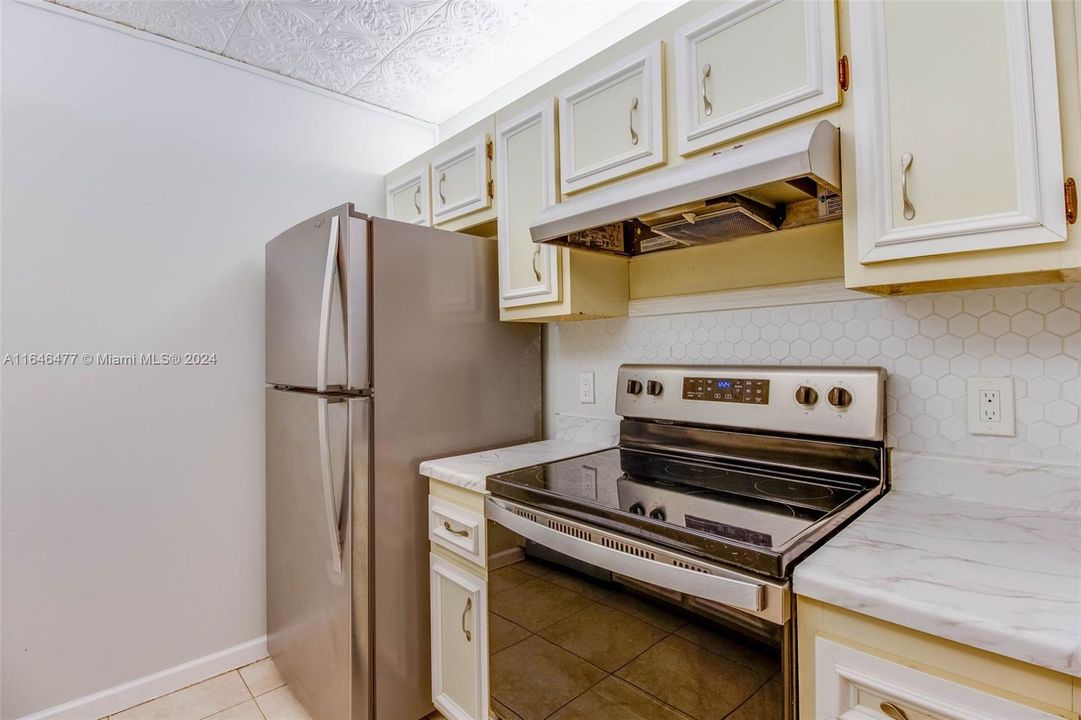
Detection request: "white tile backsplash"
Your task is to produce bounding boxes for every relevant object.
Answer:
[545,284,1081,465]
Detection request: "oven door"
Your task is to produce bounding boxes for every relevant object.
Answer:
[486,496,796,720]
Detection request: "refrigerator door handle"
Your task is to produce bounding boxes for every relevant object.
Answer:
[316,214,340,392]
[318,396,344,574]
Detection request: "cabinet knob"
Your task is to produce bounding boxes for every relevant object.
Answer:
[794,385,819,406]
[827,386,853,409]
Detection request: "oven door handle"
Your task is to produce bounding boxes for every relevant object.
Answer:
[486,497,766,613]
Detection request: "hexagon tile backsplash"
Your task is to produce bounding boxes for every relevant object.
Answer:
[546,284,1081,465]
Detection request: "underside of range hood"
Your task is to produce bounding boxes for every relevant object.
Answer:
[530,120,842,257]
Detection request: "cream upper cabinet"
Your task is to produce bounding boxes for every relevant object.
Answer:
[429,553,488,720]
[385,165,431,226]
[851,0,1067,265]
[674,0,839,156]
[558,41,666,195]
[432,134,493,226]
[495,99,561,308]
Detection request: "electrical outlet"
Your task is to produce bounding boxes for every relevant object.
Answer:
[578,371,595,404]
[967,377,1015,436]
[580,465,598,498]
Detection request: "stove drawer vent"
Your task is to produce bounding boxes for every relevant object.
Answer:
[548,519,590,541]
[600,536,656,560]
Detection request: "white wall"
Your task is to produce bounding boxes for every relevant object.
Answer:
[0,3,434,717]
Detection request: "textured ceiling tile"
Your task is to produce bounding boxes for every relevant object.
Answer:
[58,0,247,54]
[224,1,342,77]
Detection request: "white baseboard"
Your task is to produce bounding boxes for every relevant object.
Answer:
[489,546,525,571]
[17,636,269,720]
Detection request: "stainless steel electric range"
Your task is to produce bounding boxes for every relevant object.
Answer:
[485,364,887,720]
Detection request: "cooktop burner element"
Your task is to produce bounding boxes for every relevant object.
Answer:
[487,364,888,578]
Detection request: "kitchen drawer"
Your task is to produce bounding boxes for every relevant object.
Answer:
[385,165,431,226]
[558,41,665,195]
[432,134,492,225]
[674,0,839,155]
[429,495,485,567]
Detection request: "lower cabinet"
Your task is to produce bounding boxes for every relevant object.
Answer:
[430,552,489,720]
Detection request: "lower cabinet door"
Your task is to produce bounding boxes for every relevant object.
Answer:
[430,553,488,720]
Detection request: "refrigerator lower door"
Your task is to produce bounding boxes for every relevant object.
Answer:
[267,388,369,720]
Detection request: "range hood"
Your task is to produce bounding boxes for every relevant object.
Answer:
[531,120,841,256]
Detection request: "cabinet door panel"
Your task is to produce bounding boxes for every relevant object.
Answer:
[675,0,839,155]
[433,135,492,225]
[853,0,1066,263]
[430,554,488,720]
[559,42,665,194]
[496,100,561,308]
[385,167,431,226]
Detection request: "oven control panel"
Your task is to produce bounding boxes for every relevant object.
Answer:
[682,376,769,404]
[616,364,886,442]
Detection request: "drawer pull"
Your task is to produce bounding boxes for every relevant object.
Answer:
[461,597,472,641]
[438,171,446,204]
[880,702,909,720]
[702,63,713,117]
[442,520,469,538]
[900,152,915,220]
[629,96,640,145]
[413,186,421,214]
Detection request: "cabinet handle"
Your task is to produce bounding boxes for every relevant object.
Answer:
[413,186,421,214]
[442,520,469,537]
[438,171,446,204]
[702,63,713,117]
[880,702,909,720]
[532,247,542,282]
[461,597,472,642]
[900,152,915,220]
[629,96,639,145]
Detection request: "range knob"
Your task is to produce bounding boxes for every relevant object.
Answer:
[629,502,645,516]
[646,380,664,396]
[794,385,819,407]
[648,507,667,521]
[626,379,643,395]
[827,386,853,409]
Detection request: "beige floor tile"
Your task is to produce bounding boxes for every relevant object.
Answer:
[489,613,532,655]
[549,676,693,720]
[239,658,284,697]
[512,559,552,577]
[538,603,667,672]
[542,567,614,601]
[616,636,769,720]
[490,635,606,720]
[599,592,687,632]
[490,578,593,632]
[255,686,312,720]
[204,699,265,720]
[726,679,783,720]
[489,566,534,595]
[674,623,780,677]
[112,672,251,720]
[490,698,523,720]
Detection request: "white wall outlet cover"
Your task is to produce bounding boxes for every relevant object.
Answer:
[578,371,596,404]
[966,376,1015,436]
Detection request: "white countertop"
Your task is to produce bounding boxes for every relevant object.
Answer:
[419,439,612,492]
[794,453,1081,678]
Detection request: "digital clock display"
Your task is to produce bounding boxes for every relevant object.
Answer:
[681,376,770,404]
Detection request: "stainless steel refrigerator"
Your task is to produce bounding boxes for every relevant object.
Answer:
[265,204,541,720]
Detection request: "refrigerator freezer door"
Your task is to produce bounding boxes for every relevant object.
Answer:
[266,206,353,390]
[267,388,358,720]
[369,218,542,720]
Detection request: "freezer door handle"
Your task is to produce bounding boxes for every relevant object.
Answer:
[318,396,343,574]
[316,214,340,392]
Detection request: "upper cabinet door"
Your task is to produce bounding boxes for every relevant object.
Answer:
[385,165,431,226]
[558,41,666,195]
[852,1,1067,264]
[675,0,839,156]
[432,134,493,225]
[496,100,561,308]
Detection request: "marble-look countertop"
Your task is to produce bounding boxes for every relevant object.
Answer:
[794,453,1081,678]
[419,439,613,492]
